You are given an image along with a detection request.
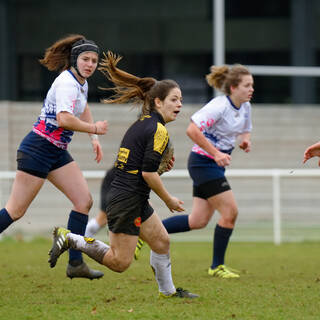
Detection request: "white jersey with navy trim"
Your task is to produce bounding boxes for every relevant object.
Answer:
[191,95,252,159]
[33,70,88,149]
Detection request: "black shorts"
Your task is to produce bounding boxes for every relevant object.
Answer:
[193,176,231,199]
[188,152,231,199]
[100,167,116,211]
[17,131,73,179]
[106,188,154,236]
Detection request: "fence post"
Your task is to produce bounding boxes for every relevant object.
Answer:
[272,170,281,245]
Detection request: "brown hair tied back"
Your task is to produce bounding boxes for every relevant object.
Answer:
[39,34,85,72]
[206,64,250,95]
[99,51,156,107]
[206,65,229,91]
[99,51,179,116]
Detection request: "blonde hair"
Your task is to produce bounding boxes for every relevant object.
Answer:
[206,64,251,95]
[39,34,85,71]
[99,51,180,115]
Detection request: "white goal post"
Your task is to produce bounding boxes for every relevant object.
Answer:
[213,0,320,78]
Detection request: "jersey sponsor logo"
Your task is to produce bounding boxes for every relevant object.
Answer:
[199,118,214,131]
[134,217,142,227]
[117,147,130,163]
[116,162,124,169]
[153,123,169,154]
[71,99,76,112]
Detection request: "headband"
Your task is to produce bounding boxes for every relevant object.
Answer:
[70,39,100,77]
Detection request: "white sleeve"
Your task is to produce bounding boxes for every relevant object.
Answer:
[55,81,79,115]
[242,104,252,132]
[191,99,224,132]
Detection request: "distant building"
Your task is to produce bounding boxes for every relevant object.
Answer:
[0,0,319,104]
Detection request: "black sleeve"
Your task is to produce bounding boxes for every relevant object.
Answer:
[142,122,169,172]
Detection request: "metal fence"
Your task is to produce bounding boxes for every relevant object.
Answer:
[1,169,320,243]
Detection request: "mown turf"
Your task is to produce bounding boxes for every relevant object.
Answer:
[0,238,319,319]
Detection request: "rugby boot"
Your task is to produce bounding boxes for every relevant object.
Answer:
[134,238,145,260]
[159,287,199,299]
[208,264,240,278]
[66,261,104,280]
[48,227,70,268]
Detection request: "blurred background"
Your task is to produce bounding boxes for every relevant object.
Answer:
[1,0,320,242]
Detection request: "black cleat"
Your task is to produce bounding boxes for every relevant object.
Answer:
[159,287,199,299]
[66,262,104,280]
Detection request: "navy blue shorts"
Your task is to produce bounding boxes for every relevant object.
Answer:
[17,131,74,179]
[187,152,231,199]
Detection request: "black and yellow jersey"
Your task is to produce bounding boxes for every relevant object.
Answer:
[112,111,169,195]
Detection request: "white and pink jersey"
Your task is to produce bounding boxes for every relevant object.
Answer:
[33,70,88,149]
[191,95,252,159]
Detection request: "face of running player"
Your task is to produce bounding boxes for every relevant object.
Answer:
[230,74,254,107]
[155,87,182,123]
[76,51,99,79]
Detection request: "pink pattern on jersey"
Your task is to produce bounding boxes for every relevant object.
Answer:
[199,118,214,132]
[191,145,215,160]
[33,120,68,150]
[71,99,76,112]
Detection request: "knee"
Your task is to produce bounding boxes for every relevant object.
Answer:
[75,193,93,213]
[153,234,170,254]
[229,206,238,223]
[6,208,26,221]
[222,206,238,226]
[85,194,93,211]
[10,213,23,221]
[103,248,133,272]
[111,258,132,273]
[189,216,209,230]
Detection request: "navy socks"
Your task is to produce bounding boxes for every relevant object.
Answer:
[211,224,233,268]
[162,215,190,234]
[67,210,88,266]
[0,208,14,233]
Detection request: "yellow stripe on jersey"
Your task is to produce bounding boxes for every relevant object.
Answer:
[126,170,138,174]
[153,122,169,154]
[139,115,151,121]
[118,147,130,163]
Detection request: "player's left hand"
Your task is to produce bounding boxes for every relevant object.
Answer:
[92,139,103,163]
[239,140,251,153]
[166,196,185,213]
[166,156,175,172]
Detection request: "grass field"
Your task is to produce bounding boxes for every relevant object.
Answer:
[0,237,320,320]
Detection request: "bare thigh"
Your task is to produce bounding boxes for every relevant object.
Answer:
[5,170,45,220]
[47,161,92,214]
[139,213,170,254]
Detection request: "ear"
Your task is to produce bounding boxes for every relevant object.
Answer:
[230,85,236,94]
[154,97,162,109]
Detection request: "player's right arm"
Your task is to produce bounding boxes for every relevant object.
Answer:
[186,121,231,167]
[57,111,107,134]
